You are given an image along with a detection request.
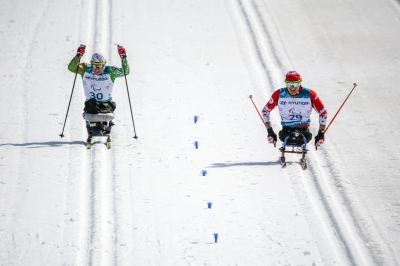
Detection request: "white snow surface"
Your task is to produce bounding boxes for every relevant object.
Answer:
[1,0,400,265]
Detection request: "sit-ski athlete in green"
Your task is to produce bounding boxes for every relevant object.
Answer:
[68,46,130,104]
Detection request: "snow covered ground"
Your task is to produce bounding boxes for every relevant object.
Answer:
[1,0,400,265]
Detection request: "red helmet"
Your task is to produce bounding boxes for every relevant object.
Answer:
[285,71,302,82]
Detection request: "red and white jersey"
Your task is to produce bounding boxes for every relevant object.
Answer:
[262,87,327,128]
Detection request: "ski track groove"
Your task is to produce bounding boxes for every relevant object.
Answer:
[78,0,118,265]
[286,157,348,264]
[309,152,380,265]
[73,2,89,265]
[249,0,285,75]
[234,0,274,89]
[79,1,95,265]
[229,0,377,265]
[107,0,122,265]
[306,158,358,263]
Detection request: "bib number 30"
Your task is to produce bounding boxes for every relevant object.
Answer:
[90,92,103,100]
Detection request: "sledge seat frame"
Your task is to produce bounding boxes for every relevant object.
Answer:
[83,112,115,140]
[279,131,308,169]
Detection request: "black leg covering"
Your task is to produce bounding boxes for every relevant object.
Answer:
[279,126,312,144]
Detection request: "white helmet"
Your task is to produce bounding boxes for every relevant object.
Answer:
[90,53,107,64]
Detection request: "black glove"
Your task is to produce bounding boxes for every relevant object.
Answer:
[314,130,325,147]
[267,128,277,144]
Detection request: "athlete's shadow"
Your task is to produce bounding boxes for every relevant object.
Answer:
[0,141,86,148]
[209,161,279,168]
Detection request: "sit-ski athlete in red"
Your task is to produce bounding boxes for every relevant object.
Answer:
[262,71,327,147]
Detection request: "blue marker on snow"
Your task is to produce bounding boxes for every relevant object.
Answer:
[214,233,218,243]
[194,115,199,123]
[194,141,199,149]
[201,170,207,176]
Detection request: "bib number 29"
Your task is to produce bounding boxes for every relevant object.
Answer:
[289,114,302,121]
[90,92,103,100]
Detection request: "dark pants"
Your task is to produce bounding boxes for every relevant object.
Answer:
[279,126,312,144]
[84,99,116,114]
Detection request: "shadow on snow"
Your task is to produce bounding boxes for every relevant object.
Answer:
[209,161,279,168]
[0,141,86,148]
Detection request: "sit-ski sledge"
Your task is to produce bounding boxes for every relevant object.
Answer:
[278,131,308,170]
[83,112,115,149]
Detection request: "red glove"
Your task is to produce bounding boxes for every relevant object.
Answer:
[77,45,86,57]
[118,46,127,58]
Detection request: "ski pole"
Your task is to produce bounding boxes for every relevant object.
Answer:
[118,44,138,139]
[59,44,86,138]
[249,95,264,122]
[315,83,357,150]
[325,83,357,133]
[249,95,276,147]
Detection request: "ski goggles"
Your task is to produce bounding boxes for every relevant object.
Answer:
[91,61,106,65]
[92,63,105,69]
[286,81,301,87]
